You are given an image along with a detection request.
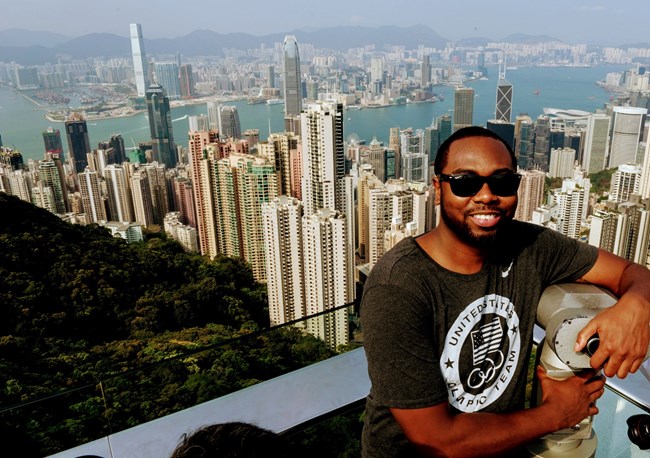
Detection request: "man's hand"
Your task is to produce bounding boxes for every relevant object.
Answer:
[578,251,650,379]
[537,366,605,431]
[575,296,650,378]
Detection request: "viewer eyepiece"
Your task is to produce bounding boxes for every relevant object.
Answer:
[627,414,650,450]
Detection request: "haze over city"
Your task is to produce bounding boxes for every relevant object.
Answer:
[2,0,649,45]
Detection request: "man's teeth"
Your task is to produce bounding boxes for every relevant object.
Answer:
[473,214,496,220]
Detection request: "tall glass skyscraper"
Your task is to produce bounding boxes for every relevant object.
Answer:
[283,35,302,120]
[130,23,150,97]
[146,83,176,169]
[42,127,63,158]
[219,106,241,139]
[64,114,91,173]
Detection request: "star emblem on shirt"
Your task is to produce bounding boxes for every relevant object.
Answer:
[444,358,454,368]
[510,325,518,334]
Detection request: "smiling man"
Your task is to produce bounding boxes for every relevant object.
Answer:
[360,126,650,457]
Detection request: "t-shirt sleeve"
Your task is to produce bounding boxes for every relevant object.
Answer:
[534,228,599,285]
[361,283,448,410]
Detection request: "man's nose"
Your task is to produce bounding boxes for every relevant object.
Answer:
[472,182,498,202]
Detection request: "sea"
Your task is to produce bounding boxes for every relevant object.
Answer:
[0,65,631,162]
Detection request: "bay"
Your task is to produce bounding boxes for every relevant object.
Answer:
[0,65,630,162]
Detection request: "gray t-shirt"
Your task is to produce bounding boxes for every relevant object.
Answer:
[361,221,599,457]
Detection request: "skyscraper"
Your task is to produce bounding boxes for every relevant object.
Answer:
[300,101,345,216]
[262,196,305,326]
[130,169,155,227]
[146,83,176,168]
[78,168,107,222]
[487,120,515,152]
[609,163,641,203]
[104,164,134,223]
[130,23,150,98]
[608,107,647,168]
[283,35,302,129]
[421,55,431,89]
[267,65,275,89]
[399,129,428,184]
[213,154,278,281]
[154,62,181,100]
[219,106,241,139]
[38,160,66,214]
[179,64,195,98]
[514,169,546,222]
[42,127,63,158]
[495,75,513,122]
[453,86,474,132]
[65,113,91,173]
[302,208,351,350]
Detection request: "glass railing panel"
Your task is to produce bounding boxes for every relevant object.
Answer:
[3,302,359,457]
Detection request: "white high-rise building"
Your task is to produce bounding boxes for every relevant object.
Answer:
[608,107,647,168]
[6,169,32,203]
[262,196,305,326]
[400,129,428,184]
[78,168,107,222]
[130,169,155,227]
[302,208,351,350]
[104,164,134,223]
[548,171,591,239]
[357,169,384,261]
[639,140,650,199]
[129,23,150,97]
[609,163,641,203]
[548,147,576,178]
[300,101,345,216]
[370,56,384,88]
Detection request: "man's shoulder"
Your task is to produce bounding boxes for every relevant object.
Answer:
[366,237,426,284]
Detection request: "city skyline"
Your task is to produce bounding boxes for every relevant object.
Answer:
[2,1,650,46]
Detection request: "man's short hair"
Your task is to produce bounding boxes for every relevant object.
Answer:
[433,126,517,176]
[170,422,292,458]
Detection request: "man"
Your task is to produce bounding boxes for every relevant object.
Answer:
[361,126,650,457]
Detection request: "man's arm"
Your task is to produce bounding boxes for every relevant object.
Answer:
[391,367,605,458]
[575,249,650,378]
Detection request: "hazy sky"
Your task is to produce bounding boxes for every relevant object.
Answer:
[2,0,647,45]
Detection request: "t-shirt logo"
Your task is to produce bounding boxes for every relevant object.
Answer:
[440,294,521,412]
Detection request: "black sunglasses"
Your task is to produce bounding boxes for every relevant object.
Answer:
[438,173,522,197]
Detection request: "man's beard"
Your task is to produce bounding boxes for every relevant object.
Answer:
[439,202,506,249]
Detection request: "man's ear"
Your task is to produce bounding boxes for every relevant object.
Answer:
[432,175,441,205]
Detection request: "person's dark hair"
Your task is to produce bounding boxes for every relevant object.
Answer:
[170,422,292,458]
[433,126,517,175]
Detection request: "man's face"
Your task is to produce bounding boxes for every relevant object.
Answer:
[435,136,518,249]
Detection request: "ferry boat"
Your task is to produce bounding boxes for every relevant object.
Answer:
[266,98,284,105]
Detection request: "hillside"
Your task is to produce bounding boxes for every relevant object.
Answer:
[0,193,337,456]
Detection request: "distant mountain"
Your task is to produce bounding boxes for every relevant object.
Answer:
[501,33,563,44]
[455,37,492,47]
[619,42,650,49]
[0,28,71,47]
[0,25,449,64]
[1,26,642,66]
